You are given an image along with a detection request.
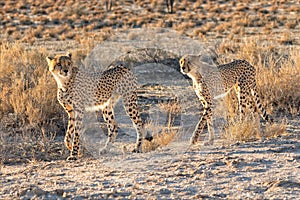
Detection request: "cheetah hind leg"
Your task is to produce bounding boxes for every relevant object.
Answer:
[203,116,214,146]
[123,94,146,153]
[99,105,118,155]
[250,88,274,123]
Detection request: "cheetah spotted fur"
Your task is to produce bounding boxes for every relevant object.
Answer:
[179,54,273,145]
[46,53,148,160]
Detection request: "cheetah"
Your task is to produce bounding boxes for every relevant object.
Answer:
[46,52,148,160]
[179,54,273,145]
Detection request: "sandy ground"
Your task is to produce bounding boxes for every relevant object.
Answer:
[1,118,299,199]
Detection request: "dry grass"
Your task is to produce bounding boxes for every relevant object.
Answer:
[216,38,300,116]
[0,42,87,164]
[222,118,262,143]
[0,0,299,164]
[143,129,177,152]
[0,42,58,127]
[1,0,298,44]
[143,101,181,152]
[222,117,288,144]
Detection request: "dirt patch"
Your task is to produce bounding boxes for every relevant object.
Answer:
[1,119,299,199]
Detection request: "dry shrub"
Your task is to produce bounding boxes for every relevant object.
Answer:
[143,101,180,152]
[0,43,59,125]
[258,52,300,116]
[0,42,65,164]
[143,129,177,152]
[222,118,261,143]
[256,48,299,116]
[222,117,288,144]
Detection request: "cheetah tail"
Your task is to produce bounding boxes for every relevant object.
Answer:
[251,89,274,123]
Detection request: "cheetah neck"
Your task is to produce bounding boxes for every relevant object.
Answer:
[51,72,64,89]
[187,69,203,85]
[52,68,78,91]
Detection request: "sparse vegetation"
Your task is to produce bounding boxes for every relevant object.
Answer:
[222,117,288,144]
[142,101,180,152]
[0,42,88,164]
[0,1,299,199]
[0,0,299,165]
[216,39,300,117]
[0,0,299,43]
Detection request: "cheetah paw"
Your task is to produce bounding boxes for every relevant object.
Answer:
[99,148,108,155]
[190,139,198,145]
[99,142,113,155]
[66,155,77,161]
[132,148,142,153]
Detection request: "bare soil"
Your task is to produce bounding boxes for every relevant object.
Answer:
[1,118,299,199]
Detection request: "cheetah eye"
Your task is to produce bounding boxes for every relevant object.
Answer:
[57,63,62,67]
[180,58,185,66]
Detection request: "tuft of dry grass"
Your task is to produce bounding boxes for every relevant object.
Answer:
[142,101,181,152]
[0,42,60,127]
[222,117,288,144]
[143,129,177,152]
[263,121,289,139]
[222,118,262,143]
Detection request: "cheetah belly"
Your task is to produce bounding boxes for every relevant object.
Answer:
[213,90,231,100]
[85,99,111,112]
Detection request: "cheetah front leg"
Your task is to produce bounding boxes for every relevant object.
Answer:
[234,85,242,121]
[99,104,118,154]
[59,102,75,151]
[191,98,214,145]
[64,108,75,151]
[67,110,83,161]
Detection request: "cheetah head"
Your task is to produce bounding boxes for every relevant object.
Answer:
[46,52,76,86]
[180,54,214,76]
[179,54,200,75]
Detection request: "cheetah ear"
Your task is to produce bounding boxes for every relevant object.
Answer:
[66,52,72,58]
[46,56,54,65]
